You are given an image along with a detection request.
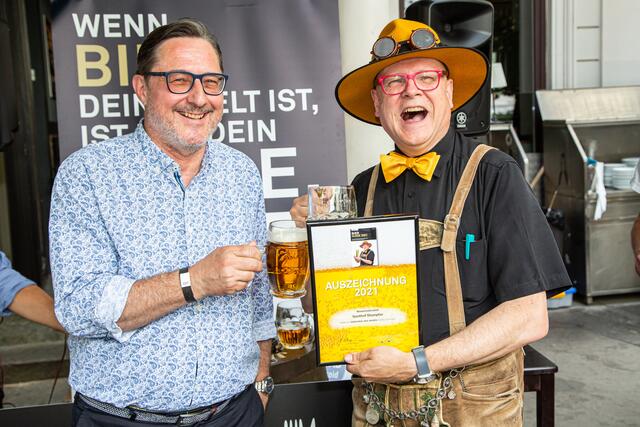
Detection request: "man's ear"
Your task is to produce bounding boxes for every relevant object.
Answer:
[445,78,454,110]
[371,88,381,118]
[132,74,148,105]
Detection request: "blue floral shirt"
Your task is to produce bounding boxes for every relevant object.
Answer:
[49,121,275,411]
[0,251,34,316]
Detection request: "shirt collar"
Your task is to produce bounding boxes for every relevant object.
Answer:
[392,126,455,179]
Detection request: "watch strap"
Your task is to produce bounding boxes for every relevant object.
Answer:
[255,376,274,394]
[179,267,197,303]
[412,345,435,383]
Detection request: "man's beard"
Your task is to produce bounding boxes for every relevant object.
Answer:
[145,102,216,155]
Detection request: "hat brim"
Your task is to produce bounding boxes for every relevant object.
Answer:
[335,47,489,125]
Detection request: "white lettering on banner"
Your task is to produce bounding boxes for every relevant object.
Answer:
[212,119,276,143]
[71,13,167,38]
[261,148,298,199]
[223,90,261,114]
[81,124,130,147]
[79,94,143,118]
[282,419,316,427]
[268,89,318,115]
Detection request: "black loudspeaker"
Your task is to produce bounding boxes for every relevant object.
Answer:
[406,0,493,136]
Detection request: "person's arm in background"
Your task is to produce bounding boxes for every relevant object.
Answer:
[0,251,64,332]
[8,285,65,332]
[290,195,316,313]
[632,214,640,276]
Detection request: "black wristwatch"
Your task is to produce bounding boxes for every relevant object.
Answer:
[255,376,274,395]
[179,267,197,303]
[412,345,438,384]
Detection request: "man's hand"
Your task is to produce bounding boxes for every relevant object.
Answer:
[190,242,263,299]
[257,390,269,409]
[290,195,309,227]
[635,253,640,277]
[255,340,272,410]
[344,346,417,383]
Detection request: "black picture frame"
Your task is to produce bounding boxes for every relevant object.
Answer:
[307,214,422,366]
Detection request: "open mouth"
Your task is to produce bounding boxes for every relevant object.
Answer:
[401,106,427,122]
[178,111,209,120]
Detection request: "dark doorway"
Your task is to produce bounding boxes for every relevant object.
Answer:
[0,0,57,284]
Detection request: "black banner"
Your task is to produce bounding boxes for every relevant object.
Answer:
[51,0,346,216]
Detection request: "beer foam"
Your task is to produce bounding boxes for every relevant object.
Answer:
[268,226,307,243]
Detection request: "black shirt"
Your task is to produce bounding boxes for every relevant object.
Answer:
[351,127,570,346]
[359,249,375,266]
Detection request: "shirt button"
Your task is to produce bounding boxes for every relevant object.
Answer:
[408,191,416,199]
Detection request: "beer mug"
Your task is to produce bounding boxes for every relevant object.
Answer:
[266,220,309,298]
[276,300,312,350]
[308,185,357,220]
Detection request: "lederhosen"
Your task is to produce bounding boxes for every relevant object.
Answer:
[352,145,524,427]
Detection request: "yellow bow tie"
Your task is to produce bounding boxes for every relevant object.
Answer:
[380,151,440,183]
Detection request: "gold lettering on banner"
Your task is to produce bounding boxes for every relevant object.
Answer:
[117,45,128,86]
[76,45,111,87]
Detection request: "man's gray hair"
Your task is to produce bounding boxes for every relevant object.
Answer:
[136,18,224,75]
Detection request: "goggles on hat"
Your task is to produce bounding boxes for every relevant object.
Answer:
[371,27,440,61]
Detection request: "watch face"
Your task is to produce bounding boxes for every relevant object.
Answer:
[264,381,274,394]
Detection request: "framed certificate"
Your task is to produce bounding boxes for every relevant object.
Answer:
[307,215,421,365]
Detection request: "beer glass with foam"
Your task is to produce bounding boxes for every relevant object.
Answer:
[266,220,309,298]
[276,300,312,350]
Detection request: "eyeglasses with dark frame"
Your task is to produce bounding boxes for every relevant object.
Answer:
[376,69,447,96]
[143,70,229,96]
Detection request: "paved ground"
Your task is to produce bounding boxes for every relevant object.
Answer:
[2,379,70,408]
[524,296,640,426]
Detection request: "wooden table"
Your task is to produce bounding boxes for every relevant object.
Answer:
[271,344,327,384]
[524,345,558,427]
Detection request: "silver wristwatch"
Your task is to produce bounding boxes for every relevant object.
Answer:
[412,345,437,384]
[255,376,274,395]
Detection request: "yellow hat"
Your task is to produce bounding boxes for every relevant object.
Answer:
[335,19,489,125]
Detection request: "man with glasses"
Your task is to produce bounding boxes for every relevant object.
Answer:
[291,19,569,425]
[50,18,274,427]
